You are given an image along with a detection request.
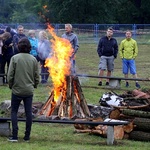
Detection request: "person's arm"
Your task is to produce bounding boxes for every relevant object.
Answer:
[133,40,138,59]
[34,61,40,88]
[7,57,15,89]
[114,39,118,58]
[97,38,102,57]
[74,35,79,53]
[119,41,124,59]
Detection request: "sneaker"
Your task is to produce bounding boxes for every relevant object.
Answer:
[98,81,102,86]
[23,137,30,142]
[125,82,129,87]
[105,82,109,86]
[135,82,141,88]
[8,137,18,142]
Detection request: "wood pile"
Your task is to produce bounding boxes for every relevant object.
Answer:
[74,89,150,141]
[38,76,91,119]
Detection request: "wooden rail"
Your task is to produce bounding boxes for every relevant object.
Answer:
[0,117,128,145]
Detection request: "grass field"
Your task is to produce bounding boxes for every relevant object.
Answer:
[0,42,150,150]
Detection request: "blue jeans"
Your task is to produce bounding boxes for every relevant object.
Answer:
[11,93,33,138]
[122,59,136,74]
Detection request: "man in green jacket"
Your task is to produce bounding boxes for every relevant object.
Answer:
[7,38,39,142]
[119,30,140,88]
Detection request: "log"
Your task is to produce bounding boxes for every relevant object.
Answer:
[123,121,134,133]
[133,117,150,132]
[132,89,150,99]
[74,129,92,133]
[114,126,124,140]
[74,119,90,130]
[129,131,150,141]
[73,76,91,117]
[112,104,149,109]
[109,108,121,119]
[121,109,150,118]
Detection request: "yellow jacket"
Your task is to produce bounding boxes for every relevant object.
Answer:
[119,38,138,59]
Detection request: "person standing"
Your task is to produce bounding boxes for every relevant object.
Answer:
[28,30,38,60]
[13,25,27,54]
[97,27,118,86]
[119,30,141,88]
[37,30,51,84]
[1,32,14,83]
[62,24,79,74]
[7,38,39,142]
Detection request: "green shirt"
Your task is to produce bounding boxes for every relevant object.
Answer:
[7,53,39,96]
[119,38,138,59]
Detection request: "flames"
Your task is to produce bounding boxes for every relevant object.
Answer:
[45,24,73,101]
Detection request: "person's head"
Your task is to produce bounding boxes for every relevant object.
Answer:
[2,32,11,40]
[38,30,48,40]
[17,25,24,34]
[5,26,11,33]
[65,24,72,33]
[28,30,36,38]
[125,30,132,40]
[18,38,31,53]
[106,27,113,38]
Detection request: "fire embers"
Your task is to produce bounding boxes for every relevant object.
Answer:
[39,76,91,119]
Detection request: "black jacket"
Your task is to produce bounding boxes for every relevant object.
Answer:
[97,36,118,58]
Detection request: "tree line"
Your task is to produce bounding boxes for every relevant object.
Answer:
[0,0,149,24]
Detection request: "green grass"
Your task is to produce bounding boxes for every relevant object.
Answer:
[0,43,150,150]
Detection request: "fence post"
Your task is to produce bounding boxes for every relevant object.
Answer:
[94,24,99,43]
[55,24,59,35]
[132,24,136,39]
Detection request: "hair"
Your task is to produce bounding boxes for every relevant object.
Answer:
[28,30,35,36]
[38,30,48,40]
[107,27,113,31]
[126,30,132,34]
[18,38,31,53]
[2,32,11,40]
[17,25,24,30]
[65,24,72,29]
[5,26,11,32]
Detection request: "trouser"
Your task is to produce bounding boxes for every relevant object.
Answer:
[39,59,49,83]
[11,93,33,138]
[71,59,76,74]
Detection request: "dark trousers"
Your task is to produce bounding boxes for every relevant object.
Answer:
[11,93,33,138]
[71,59,76,74]
[39,59,49,83]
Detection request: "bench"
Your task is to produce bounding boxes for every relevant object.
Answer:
[77,74,150,88]
[0,117,128,145]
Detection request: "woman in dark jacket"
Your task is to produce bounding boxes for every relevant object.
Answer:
[1,32,14,83]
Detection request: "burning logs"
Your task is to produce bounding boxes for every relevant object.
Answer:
[39,76,91,119]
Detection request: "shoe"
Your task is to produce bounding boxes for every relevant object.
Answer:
[98,81,102,86]
[106,82,109,86]
[135,82,141,88]
[125,82,129,87]
[8,137,18,142]
[23,137,30,142]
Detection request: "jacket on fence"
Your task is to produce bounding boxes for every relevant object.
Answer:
[7,53,39,96]
[62,31,79,58]
[119,38,138,59]
[97,36,118,58]
[28,37,38,57]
